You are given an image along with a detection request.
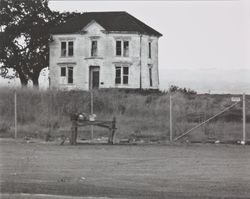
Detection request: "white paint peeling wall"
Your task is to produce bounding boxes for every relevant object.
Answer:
[49,22,160,90]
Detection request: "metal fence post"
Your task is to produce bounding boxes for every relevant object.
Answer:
[90,90,94,140]
[169,93,173,142]
[242,93,246,144]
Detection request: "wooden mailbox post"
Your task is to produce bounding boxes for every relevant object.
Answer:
[70,114,116,145]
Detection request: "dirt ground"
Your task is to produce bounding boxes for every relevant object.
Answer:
[1,139,250,199]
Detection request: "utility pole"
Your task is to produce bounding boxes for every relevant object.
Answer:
[169,93,173,142]
[242,93,246,144]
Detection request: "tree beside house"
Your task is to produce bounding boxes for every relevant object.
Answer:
[0,0,80,88]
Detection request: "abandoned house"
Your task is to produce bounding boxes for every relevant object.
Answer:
[49,11,162,90]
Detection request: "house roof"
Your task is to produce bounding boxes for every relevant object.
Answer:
[51,11,162,37]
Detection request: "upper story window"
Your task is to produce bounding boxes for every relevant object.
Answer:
[61,41,74,57]
[91,40,98,57]
[61,42,66,57]
[116,41,122,56]
[116,40,129,57]
[123,41,129,57]
[148,42,151,59]
[68,42,74,56]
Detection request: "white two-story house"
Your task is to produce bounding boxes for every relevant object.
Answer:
[49,11,162,90]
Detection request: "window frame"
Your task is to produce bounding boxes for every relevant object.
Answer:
[59,66,74,84]
[123,41,129,57]
[149,67,153,87]
[61,42,67,57]
[115,65,129,85]
[148,42,152,59]
[123,66,129,84]
[67,67,74,84]
[115,66,121,84]
[61,67,66,77]
[116,40,122,56]
[115,40,129,57]
[68,41,74,57]
[91,40,98,57]
[60,41,74,57]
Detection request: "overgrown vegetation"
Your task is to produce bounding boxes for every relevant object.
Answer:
[169,85,197,95]
[0,88,249,142]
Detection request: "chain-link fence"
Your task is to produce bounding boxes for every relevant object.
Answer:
[0,88,249,143]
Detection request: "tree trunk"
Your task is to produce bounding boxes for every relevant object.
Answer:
[19,74,28,87]
[32,77,39,88]
[16,67,28,87]
[31,69,41,88]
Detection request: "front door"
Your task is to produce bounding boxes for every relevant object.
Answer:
[92,71,99,89]
[89,66,100,89]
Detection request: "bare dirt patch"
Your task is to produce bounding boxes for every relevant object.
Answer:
[1,139,250,198]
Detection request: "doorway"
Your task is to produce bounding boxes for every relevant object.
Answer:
[89,66,100,89]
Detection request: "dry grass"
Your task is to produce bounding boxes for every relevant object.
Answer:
[0,88,249,142]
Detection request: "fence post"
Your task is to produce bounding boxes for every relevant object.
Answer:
[70,114,78,145]
[242,93,246,144]
[90,90,94,140]
[110,116,116,144]
[169,93,173,142]
[14,90,17,139]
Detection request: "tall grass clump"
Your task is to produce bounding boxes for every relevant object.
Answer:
[0,87,249,141]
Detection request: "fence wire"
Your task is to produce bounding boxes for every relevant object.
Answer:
[0,88,249,143]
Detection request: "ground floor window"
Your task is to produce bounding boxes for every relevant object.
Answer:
[60,66,74,84]
[149,67,153,87]
[115,66,129,85]
[61,67,66,77]
[148,65,153,87]
[115,67,121,84]
[68,67,73,84]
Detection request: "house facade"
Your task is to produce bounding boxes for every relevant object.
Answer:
[49,12,162,90]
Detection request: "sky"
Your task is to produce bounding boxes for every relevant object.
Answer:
[1,0,250,94]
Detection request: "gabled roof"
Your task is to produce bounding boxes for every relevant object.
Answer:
[51,11,162,37]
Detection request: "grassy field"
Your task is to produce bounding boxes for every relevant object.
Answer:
[0,88,249,142]
[1,139,250,198]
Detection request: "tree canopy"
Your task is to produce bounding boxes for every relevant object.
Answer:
[0,0,81,87]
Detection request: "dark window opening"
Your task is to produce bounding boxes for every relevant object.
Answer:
[116,41,121,56]
[61,67,66,76]
[61,42,66,57]
[91,40,98,57]
[123,41,129,57]
[149,67,153,87]
[148,42,151,58]
[68,41,74,56]
[123,67,129,84]
[115,66,121,84]
[68,67,73,84]
[92,71,99,89]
